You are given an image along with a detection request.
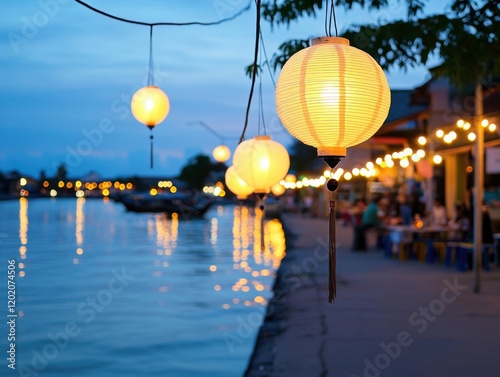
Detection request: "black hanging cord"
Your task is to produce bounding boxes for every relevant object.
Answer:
[148,25,154,86]
[75,0,251,27]
[259,30,276,88]
[324,0,339,37]
[238,0,261,144]
[149,129,154,169]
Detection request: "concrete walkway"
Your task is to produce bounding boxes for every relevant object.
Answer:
[245,214,500,377]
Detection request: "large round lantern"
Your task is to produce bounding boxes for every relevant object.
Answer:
[276,37,390,159]
[233,135,290,194]
[212,145,231,163]
[225,165,254,200]
[131,86,170,127]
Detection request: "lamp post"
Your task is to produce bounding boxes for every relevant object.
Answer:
[187,121,236,163]
[473,83,484,294]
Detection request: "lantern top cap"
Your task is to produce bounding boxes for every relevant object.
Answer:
[311,36,350,46]
[254,135,271,141]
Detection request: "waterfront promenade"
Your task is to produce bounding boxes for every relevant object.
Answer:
[245,214,500,377]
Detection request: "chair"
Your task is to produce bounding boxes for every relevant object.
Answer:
[454,243,494,271]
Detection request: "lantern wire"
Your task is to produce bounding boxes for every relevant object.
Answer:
[74,0,251,27]
[238,0,261,144]
[186,121,239,144]
[257,45,267,136]
[148,25,154,86]
[324,0,339,37]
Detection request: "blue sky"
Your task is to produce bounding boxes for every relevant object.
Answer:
[0,0,446,179]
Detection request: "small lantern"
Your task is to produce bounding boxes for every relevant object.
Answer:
[225,165,253,200]
[131,85,170,169]
[131,86,170,127]
[232,135,290,194]
[271,183,286,197]
[212,145,231,163]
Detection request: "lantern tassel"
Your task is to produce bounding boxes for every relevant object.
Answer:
[150,133,154,169]
[328,199,337,303]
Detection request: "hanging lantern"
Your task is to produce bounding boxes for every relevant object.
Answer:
[225,166,254,200]
[212,145,231,163]
[275,36,390,304]
[276,37,390,160]
[131,86,170,127]
[131,85,170,169]
[232,135,290,194]
[271,183,286,197]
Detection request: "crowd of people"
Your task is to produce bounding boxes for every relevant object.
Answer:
[344,193,496,250]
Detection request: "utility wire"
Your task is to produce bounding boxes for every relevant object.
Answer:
[75,0,251,27]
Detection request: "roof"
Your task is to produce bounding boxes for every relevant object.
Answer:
[384,89,428,125]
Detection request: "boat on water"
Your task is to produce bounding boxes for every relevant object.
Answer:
[118,192,212,217]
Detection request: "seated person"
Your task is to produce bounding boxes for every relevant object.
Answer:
[430,198,447,226]
[448,203,470,241]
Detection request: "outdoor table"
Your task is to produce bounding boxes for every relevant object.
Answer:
[385,225,450,261]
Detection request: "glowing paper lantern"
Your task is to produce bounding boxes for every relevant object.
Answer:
[271,183,286,197]
[225,166,253,200]
[233,136,290,194]
[131,86,170,128]
[212,145,231,163]
[276,37,390,159]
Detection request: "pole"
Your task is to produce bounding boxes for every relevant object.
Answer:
[473,82,483,294]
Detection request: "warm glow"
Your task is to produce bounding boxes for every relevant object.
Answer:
[344,172,352,180]
[417,149,426,158]
[489,123,496,132]
[131,86,170,126]
[366,162,374,169]
[468,132,476,141]
[225,165,254,200]
[352,168,360,176]
[102,189,110,196]
[20,178,27,186]
[433,155,442,164]
[403,148,413,156]
[417,136,427,145]
[456,119,465,128]
[212,145,231,163]
[43,181,49,187]
[275,37,390,157]
[481,119,489,127]
[271,183,286,197]
[285,174,297,182]
[411,154,420,162]
[375,157,383,165]
[50,189,57,197]
[400,158,410,168]
[233,136,289,193]
[436,129,444,138]
[150,188,157,196]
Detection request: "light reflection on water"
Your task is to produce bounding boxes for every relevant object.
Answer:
[0,198,285,377]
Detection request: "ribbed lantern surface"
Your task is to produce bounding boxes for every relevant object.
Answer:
[233,135,290,194]
[276,37,391,157]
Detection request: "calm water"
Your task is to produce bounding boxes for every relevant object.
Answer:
[0,198,285,377]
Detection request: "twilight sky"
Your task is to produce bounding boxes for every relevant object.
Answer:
[0,0,446,179]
